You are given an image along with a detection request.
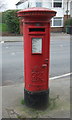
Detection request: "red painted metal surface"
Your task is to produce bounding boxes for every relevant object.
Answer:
[18,7,56,92]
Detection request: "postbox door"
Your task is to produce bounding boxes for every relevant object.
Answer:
[29,35,49,91]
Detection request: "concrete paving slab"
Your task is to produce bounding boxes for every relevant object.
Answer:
[2,76,70,118]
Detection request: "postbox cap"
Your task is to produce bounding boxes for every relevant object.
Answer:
[18,7,56,17]
[17,7,57,23]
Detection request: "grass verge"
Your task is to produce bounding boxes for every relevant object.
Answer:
[0,23,7,32]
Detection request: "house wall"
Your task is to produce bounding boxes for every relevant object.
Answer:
[63,0,71,16]
[42,0,52,8]
[17,1,28,9]
[16,0,72,33]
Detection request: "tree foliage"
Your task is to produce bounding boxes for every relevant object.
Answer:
[4,10,20,34]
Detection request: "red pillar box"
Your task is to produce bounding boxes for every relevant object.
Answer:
[18,8,56,109]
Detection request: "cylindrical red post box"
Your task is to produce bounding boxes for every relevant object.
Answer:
[18,7,56,109]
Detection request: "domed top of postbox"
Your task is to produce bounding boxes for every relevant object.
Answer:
[17,7,56,22]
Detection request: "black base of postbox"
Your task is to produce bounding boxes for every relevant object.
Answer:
[24,89,49,109]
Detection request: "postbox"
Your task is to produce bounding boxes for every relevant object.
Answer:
[18,7,56,108]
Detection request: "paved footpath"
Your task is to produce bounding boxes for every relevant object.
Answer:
[0,33,71,119]
[1,76,70,119]
[0,33,71,42]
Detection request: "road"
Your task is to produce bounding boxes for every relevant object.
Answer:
[0,34,71,86]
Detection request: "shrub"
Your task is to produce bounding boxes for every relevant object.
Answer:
[5,10,20,34]
[2,12,6,23]
[2,23,7,32]
[64,18,72,26]
[0,12,2,23]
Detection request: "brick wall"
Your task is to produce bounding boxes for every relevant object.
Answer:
[51,27,64,32]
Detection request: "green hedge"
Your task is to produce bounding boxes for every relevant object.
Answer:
[2,10,20,34]
[0,12,2,23]
[2,12,6,23]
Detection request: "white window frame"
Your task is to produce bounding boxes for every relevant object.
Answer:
[51,17,63,27]
[52,0,63,8]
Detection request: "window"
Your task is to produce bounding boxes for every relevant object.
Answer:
[53,0,62,8]
[36,2,42,7]
[53,17,63,27]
